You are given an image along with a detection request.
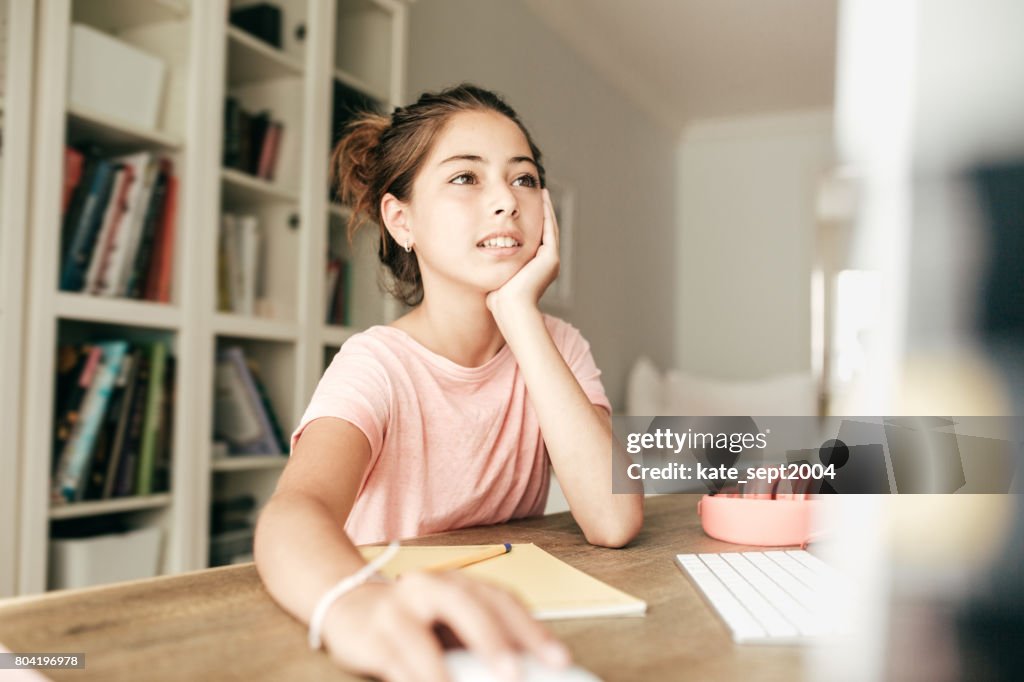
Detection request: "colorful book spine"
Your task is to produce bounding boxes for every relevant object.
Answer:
[102,346,143,499]
[84,164,133,294]
[51,345,101,479]
[144,174,178,302]
[54,340,130,503]
[125,160,171,298]
[96,152,152,297]
[60,158,115,291]
[136,341,168,496]
[83,350,136,500]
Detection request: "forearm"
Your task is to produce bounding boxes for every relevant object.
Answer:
[495,308,642,547]
[253,491,369,625]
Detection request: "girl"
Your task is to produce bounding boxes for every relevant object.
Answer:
[254,84,643,682]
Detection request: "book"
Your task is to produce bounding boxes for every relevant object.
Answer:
[153,355,176,493]
[237,214,260,315]
[359,543,647,620]
[53,340,130,503]
[144,173,178,302]
[245,358,288,453]
[114,349,151,497]
[136,341,168,496]
[62,147,85,215]
[247,110,271,176]
[213,346,280,454]
[257,120,281,180]
[220,213,241,312]
[237,109,252,174]
[52,344,101,477]
[60,158,115,291]
[83,164,131,294]
[216,215,233,312]
[111,157,159,297]
[61,151,99,251]
[102,346,144,499]
[125,159,171,299]
[83,350,136,500]
[95,153,153,295]
[97,152,153,297]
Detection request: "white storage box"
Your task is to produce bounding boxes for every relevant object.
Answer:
[48,525,162,590]
[68,24,167,131]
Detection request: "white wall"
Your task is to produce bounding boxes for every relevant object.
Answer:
[405,0,679,410]
[675,111,834,379]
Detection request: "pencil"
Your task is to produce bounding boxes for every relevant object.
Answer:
[422,543,512,573]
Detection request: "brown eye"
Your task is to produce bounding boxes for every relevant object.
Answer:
[450,172,476,185]
[513,174,538,188]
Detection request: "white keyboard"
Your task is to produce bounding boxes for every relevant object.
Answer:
[676,551,839,645]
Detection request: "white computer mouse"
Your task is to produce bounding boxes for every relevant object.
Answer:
[443,650,602,682]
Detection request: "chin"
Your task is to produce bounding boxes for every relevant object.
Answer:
[471,265,523,293]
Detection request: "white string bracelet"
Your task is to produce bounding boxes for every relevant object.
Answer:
[308,540,400,651]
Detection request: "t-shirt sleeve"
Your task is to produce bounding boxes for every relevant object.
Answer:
[290,337,391,456]
[547,316,613,415]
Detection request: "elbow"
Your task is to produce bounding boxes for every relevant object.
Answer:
[583,504,644,549]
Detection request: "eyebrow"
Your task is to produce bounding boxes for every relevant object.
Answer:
[439,154,538,170]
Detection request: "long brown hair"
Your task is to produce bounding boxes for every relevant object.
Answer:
[330,83,546,306]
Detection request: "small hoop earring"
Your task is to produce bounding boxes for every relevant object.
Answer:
[404,239,412,253]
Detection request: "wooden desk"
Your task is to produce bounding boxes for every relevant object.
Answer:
[0,495,803,681]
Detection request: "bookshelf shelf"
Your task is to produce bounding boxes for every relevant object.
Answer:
[72,0,188,33]
[334,68,386,105]
[213,312,299,342]
[226,26,304,86]
[221,168,299,205]
[49,494,173,520]
[211,456,289,472]
[322,324,357,347]
[67,104,183,151]
[54,292,181,329]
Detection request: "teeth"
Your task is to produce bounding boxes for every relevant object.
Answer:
[479,236,520,248]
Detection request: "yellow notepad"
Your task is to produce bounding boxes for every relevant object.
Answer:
[359,543,647,620]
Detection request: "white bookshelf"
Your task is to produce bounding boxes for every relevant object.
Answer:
[14,0,407,594]
[0,0,38,599]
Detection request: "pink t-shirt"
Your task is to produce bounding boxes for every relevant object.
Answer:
[290,314,611,544]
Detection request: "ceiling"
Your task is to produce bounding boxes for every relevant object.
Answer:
[523,0,837,136]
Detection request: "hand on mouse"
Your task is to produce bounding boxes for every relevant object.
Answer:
[321,570,572,682]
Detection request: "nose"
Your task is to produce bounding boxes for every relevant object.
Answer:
[490,184,519,219]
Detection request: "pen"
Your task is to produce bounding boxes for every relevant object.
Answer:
[422,543,512,572]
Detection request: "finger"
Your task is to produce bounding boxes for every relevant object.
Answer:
[472,581,572,669]
[388,606,451,682]
[542,189,560,251]
[399,574,520,681]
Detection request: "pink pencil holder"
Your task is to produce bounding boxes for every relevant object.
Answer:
[697,495,820,547]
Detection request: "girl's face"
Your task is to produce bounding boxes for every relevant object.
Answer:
[398,110,544,296]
